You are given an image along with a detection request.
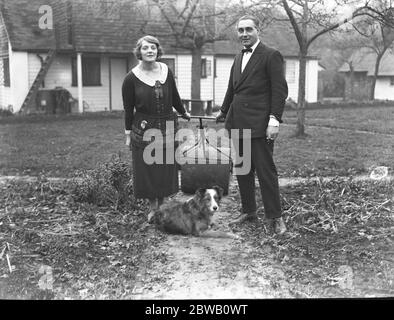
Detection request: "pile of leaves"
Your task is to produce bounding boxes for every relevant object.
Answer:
[234,177,394,297]
[0,159,162,299]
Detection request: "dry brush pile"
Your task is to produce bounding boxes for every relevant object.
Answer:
[0,155,162,299]
[235,177,394,297]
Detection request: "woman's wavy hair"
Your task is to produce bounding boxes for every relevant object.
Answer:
[134,35,164,60]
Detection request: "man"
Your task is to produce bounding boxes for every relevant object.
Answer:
[216,15,288,235]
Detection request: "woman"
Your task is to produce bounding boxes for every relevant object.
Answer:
[122,35,190,220]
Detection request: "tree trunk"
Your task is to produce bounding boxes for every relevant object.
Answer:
[370,52,384,101]
[191,47,203,115]
[295,52,307,137]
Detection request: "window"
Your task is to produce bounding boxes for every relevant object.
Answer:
[71,56,101,86]
[2,58,10,87]
[160,58,176,76]
[201,58,211,78]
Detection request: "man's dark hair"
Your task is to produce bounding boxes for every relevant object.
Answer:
[236,15,260,30]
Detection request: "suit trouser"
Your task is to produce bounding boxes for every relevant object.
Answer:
[234,137,282,219]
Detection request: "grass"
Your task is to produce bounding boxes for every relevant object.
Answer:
[283,105,394,135]
[0,112,126,177]
[1,106,393,178]
[234,177,394,297]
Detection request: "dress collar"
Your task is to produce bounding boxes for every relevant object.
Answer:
[131,62,168,86]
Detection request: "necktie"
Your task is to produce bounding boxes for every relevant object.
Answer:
[242,47,252,54]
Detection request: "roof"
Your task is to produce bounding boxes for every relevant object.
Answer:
[1,0,56,50]
[0,0,319,58]
[338,48,394,76]
[0,0,146,53]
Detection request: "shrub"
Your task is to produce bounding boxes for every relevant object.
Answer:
[70,153,136,211]
[0,107,13,117]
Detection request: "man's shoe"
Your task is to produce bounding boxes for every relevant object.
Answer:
[229,213,258,225]
[270,217,287,235]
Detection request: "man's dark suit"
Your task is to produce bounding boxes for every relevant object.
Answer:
[220,41,288,218]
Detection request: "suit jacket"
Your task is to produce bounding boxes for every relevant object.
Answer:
[220,42,288,138]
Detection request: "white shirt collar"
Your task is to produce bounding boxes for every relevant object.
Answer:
[244,39,260,54]
[131,62,168,86]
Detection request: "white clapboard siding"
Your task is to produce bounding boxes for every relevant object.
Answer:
[0,85,12,108]
[9,51,29,112]
[285,58,318,103]
[375,78,394,100]
[285,58,299,102]
[305,59,318,103]
[200,55,214,101]
[172,54,214,101]
[176,54,192,100]
[214,56,233,106]
[44,54,110,112]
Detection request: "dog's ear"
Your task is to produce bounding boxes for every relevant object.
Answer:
[212,185,224,200]
[196,188,207,198]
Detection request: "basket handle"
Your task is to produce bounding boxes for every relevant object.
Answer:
[177,115,217,120]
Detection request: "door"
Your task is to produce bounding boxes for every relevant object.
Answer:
[110,58,128,111]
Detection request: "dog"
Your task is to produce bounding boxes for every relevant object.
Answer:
[149,186,239,239]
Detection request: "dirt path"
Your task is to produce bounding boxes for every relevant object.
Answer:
[129,182,291,299]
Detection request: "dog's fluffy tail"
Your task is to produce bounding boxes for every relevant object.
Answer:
[147,209,160,224]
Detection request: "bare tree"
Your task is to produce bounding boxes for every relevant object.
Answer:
[250,0,390,137]
[147,0,237,115]
[330,30,365,100]
[351,1,394,100]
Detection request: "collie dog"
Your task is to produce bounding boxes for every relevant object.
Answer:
[149,186,239,239]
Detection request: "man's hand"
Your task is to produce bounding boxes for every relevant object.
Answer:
[266,125,279,141]
[125,134,131,148]
[181,111,191,121]
[216,111,226,123]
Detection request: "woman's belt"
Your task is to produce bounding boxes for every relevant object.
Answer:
[131,111,178,148]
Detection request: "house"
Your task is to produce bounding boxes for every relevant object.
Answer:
[0,0,144,113]
[338,48,394,101]
[0,0,320,114]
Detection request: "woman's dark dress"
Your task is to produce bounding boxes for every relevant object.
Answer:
[122,65,186,199]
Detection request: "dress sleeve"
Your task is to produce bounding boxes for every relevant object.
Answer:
[122,74,135,130]
[169,69,187,115]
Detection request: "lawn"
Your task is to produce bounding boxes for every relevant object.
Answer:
[1,106,393,178]
[283,105,394,135]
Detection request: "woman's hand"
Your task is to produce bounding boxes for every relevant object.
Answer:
[181,111,191,121]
